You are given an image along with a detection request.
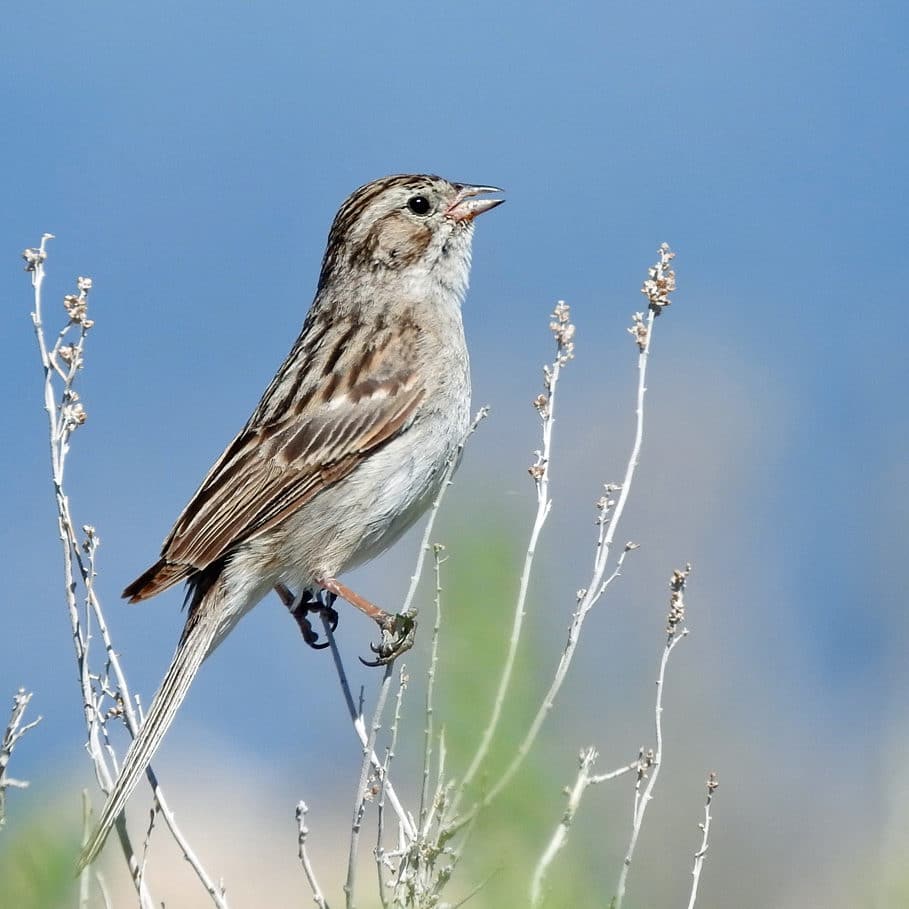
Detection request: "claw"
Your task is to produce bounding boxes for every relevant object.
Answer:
[278,585,340,651]
[359,610,417,667]
[319,599,340,635]
[298,613,330,648]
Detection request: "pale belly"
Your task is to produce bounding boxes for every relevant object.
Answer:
[264,403,469,591]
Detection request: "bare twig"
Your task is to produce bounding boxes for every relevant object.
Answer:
[323,618,416,843]
[79,791,91,908]
[401,408,489,619]
[419,544,446,832]
[459,301,574,800]
[530,747,597,906]
[446,867,500,908]
[687,772,719,909]
[0,688,42,830]
[24,237,227,907]
[345,663,395,909]
[450,247,677,835]
[375,665,408,907]
[95,871,113,909]
[611,564,691,909]
[296,801,330,909]
[530,749,641,906]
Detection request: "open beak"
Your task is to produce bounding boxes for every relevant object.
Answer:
[446,184,505,222]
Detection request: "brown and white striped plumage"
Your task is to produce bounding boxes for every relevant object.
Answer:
[79,174,503,868]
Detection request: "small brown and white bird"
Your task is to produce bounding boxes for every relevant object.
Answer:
[78,174,503,867]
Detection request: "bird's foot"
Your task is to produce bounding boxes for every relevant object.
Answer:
[360,609,418,667]
[316,576,418,667]
[275,583,339,650]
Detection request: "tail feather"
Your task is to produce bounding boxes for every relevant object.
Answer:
[123,557,192,602]
[77,604,220,871]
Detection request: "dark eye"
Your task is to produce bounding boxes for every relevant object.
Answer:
[407,195,431,215]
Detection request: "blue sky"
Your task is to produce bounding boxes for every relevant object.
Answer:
[2,1,907,905]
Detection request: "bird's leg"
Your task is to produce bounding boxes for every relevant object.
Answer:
[316,576,417,667]
[274,583,338,650]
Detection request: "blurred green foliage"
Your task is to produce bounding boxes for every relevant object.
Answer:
[0,818,79,909]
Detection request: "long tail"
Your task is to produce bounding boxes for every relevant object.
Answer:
[77,599,220,871]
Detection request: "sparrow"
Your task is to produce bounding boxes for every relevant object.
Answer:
[78,174,503,868]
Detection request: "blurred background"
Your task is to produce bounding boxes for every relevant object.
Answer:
[2,1,907,906]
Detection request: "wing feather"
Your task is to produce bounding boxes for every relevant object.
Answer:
[124,313,426,601]
[165,375,423,569]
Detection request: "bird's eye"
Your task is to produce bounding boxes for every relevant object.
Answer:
[407,195,431,215]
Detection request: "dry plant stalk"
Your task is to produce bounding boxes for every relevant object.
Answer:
[530,748,651,902]
[296,801,329,909]
[611,564,691,909]
[456,246,678,825]
[23,235,227,908]
[0,689,42,830]
[687,772,719,909]
[531,564,698,907]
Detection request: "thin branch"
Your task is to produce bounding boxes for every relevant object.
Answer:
[345,663,395,909]
[687,773,719,909]
[79,790,91,909]
[94,871,113,909]
[449,247,676,834]
[375,665,407,907]
[588,759,641,786]
[446,867,501,908]
[459,302,575,798]
[611,564,691,909]
[0,688,42,829]
[530,747,597,907]
[323,617,416,842]
[530,750,641,906]
[401,407,489,619]
[419,544,446,831]
[24,237,227,907]
[296,801,330,909]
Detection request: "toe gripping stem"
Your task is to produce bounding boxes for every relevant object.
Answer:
[275,583,339,649]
